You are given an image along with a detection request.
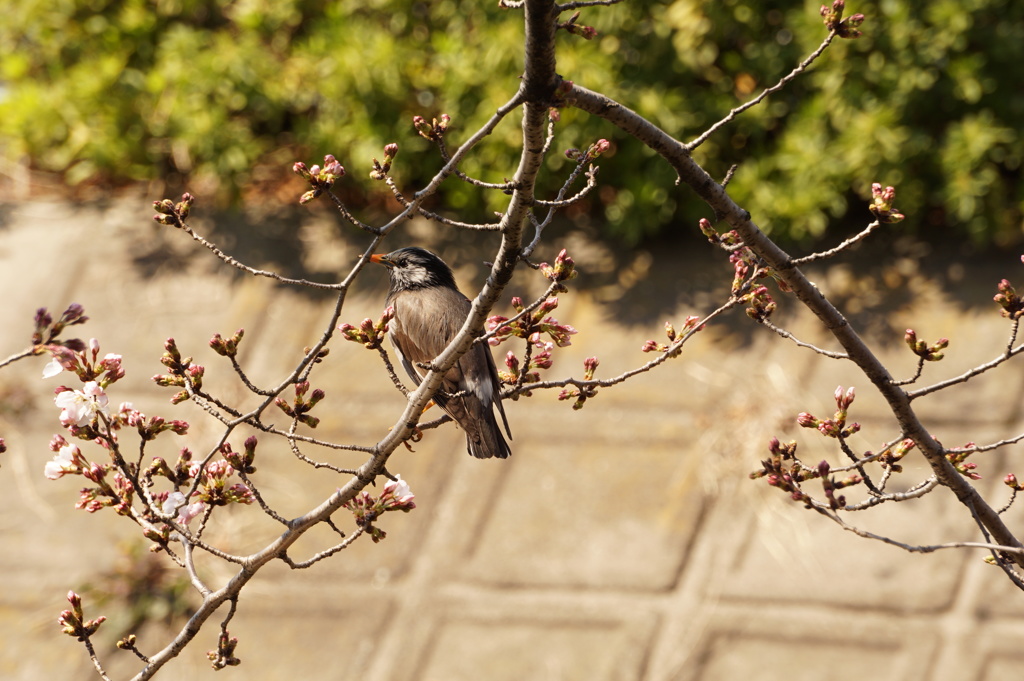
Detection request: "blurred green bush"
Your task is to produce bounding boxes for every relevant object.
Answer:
[1,0,1021,244]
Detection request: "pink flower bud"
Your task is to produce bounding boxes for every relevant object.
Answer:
[797,412,817,428]
[505,351,519,372]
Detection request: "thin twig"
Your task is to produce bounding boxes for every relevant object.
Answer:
[821,507,1024,558]
[281,526,366,569]
[523,161,596,257]
[229,356,274,396]
[180,537,211,597]
[791,221,883,266]
[237,470,289,525]
[172,221,343,290]
[384,175,502,230]
[514,297,740,395]
[285,427,360,474]
[892,356,926,386]
[946,431,1024,455]
[998,487,1018,515]
[908,338,1024,399]
[555,0,625,9]
[758,319,848,359]
[0,346,35,370]
[324,191,380,235]
[841,477,938,511]
[82,636,114,681]
[837,434,881,495]
[254,422,376,454]
[687,30,837,151]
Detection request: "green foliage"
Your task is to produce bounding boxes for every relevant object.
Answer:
[1,0,1021,244]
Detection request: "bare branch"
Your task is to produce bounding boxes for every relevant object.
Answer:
[791,221,883,266]
[687,30,838,151]
[0,346,36,370]
[170,220,344,290]
[758,319,849,359]
[281,526,366,569]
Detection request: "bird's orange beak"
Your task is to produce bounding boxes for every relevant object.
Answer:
[370,253,387,265]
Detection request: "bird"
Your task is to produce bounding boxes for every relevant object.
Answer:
[370,247,512,459]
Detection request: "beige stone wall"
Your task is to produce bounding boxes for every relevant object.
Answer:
[2,198,1023,680]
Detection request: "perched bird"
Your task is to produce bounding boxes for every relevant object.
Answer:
[370,247,512,459]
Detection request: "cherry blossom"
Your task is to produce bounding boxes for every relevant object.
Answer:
[44,444,81,480]
[41,358,64,379]
[162,491,205,525]
[54,381,109,427]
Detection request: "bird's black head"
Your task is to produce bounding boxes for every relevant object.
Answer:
[371,247,459,294]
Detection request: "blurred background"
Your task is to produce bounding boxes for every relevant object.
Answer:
[1,0,1021,246]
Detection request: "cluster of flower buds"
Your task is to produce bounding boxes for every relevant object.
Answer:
[209,328,245,358]
[343,475,416,543]
[40,338,130,442]
[223,436,258,475]
[117,634,140,653]
[642,316,703,356]
[877,438,916,473]
[413,113,451,142]
[538,248,579,293]
[698,220,793,295]
[369,143,399,181]
[730,251,751,293]
[145,444,253,528]
[74,461,134,515]
[751,437,812,505]
[797,386,861,438]
[994,278,1024,319]
[1005,473,1022,491]
[32,303,88,349]
[43,335,124,386]
[487,296,578,349]
[751,438,862,508]
[743,285,777,322]
[208,630,241,669]
[499,347,553,394]
[152,338,204,404]
[145,447,196,489]
[868,182,904,223]
[820,0,865,39]
[557,11,598,39]
[338,307,394,350]
[153,192,195,226]
[564,138,611,164]
[557,357,600,410]
[946,443,981,480]
[117,403,189,442]
[58,591,105,641]
[816,459,863,510]
[903,328,949,361]
[274,380,325,428]
[190,458,256,506]
[293,154,346,204]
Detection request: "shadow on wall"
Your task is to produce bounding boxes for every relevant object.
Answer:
[63,194,1022,348]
